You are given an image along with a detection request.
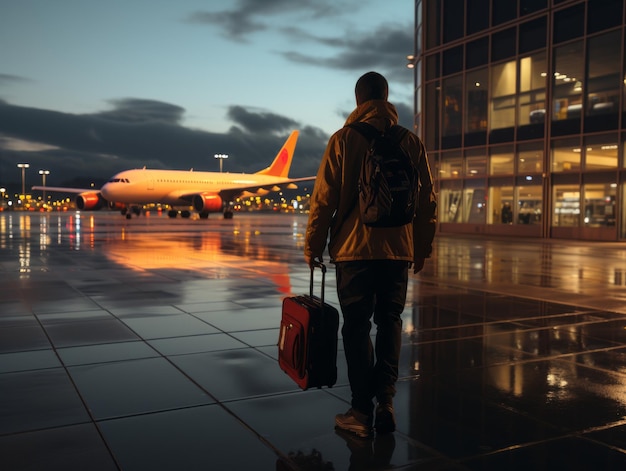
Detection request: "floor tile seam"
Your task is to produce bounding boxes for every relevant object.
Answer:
[391,428,472,469]
[23,309,123,469]
[548,353,626,379]
[433,364,626,429]
[411,310,608,334]
[186,309,281,335]
[420,278,626,316]
[93,402,219,424]
[577,421,626,455]
[456,419,626,464]
[410,319,626,347]
[150,342,292,462]
[0,419,95,440]
[397,344,626,380]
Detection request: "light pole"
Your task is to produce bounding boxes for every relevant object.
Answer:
[214,154,228,173]
[0,187,5,209]
[39,169,50,206]
[17,163,29,204]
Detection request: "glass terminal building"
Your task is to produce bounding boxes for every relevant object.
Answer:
[411,0,626,240]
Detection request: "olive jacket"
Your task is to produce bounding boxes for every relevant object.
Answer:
[304,99,437,266]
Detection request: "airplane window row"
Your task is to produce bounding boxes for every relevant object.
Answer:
[156,179,219,184]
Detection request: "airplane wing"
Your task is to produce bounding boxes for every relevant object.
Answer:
[170,175,316,202]
[32,185,98,194]
[220,176,316,198]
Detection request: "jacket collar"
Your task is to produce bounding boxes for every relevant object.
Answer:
[344,100,399,131]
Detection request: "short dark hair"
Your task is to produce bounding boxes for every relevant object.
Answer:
[355,71,388,104]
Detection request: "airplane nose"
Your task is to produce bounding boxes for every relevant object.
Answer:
[101,183,111,199]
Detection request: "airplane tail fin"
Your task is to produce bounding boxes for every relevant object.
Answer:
[256,130,299,178]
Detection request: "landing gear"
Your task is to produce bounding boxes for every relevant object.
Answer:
[167,210,177,218]
[122,206,141,219]
[224,210,233,219]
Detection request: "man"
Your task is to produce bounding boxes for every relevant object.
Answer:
[304,71,437,438]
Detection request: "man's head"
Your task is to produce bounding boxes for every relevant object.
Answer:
[355,71,388,105]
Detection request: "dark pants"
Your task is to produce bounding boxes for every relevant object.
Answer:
[335,260,408,417]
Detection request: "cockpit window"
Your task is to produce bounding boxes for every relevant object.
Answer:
[107,178,130,183]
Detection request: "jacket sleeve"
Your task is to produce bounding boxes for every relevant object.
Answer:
[304,132,343,261]
[412,138,437,259]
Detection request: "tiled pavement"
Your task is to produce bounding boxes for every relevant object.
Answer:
[1,211,626,470]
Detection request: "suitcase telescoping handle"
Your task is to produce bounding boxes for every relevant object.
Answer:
[310,260,327,306]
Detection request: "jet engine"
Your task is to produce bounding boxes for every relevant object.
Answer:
[76,192,106,210]
[192,194,223,213]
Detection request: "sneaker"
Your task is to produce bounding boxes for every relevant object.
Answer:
[374,403,396,434]
[335,408,373,438]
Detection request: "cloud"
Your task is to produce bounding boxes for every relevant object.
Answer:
[279,22,413,83]
[227,106,298,134]
[0,73,31,86]
[187,0,343,42]
[98,99,185,125]
[0,99,327,190]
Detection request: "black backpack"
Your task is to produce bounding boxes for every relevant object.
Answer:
[348,121,418,228]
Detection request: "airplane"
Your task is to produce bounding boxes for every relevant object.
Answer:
[33,130,314,219]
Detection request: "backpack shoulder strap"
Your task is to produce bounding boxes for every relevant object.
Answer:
[385,125,409,144]
[346,121,379,142]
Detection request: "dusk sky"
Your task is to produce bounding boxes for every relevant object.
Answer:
[0,0,415,191]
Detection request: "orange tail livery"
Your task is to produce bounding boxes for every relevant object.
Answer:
[257,130,299,178]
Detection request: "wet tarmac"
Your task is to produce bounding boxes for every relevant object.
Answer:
[1,211,626,470]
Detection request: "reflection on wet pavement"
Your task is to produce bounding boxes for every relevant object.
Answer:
[1,212,626,470]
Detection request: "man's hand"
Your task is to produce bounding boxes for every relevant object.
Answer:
[413,258,425,274]
[305,254,323,269]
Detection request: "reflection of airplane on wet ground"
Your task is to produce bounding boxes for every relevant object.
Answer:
[103,230,292,295]
[33,130,314,219]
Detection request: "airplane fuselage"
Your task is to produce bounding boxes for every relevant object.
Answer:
[100,168,293,206]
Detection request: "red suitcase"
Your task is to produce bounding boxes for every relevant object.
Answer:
[278,262,339,390]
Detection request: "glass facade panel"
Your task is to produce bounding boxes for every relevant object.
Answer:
[467,0,489,35]
[439,150,462,178]
[466,37,489,69]
[463,186,487,223]
[553,184,580,227]
[443,75,463,136]
[439,182,463,222]
[443,0,464,43]
[465,68,488,132]
[520,0,547,16]
[425,0,441,49]
[425,82,440,150]
[517,185,543,224]
[621,183,626,238]
[518,53,547,126]
[552,41,584,122]
[492,0,517,26]
[443,46,463,75]
[518,142,544,173]
[552,138,581,172]
[490,61,517,130]
[465,149,487,176]
[519,17,547,53]
[492,28,517,62]
[490,145,514,175]
[584,135,618,170]
[586,31,621,118]
[583,183,616,227]
[553,3,585,44]
[488,186,514,224]
[587,0,623,34]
